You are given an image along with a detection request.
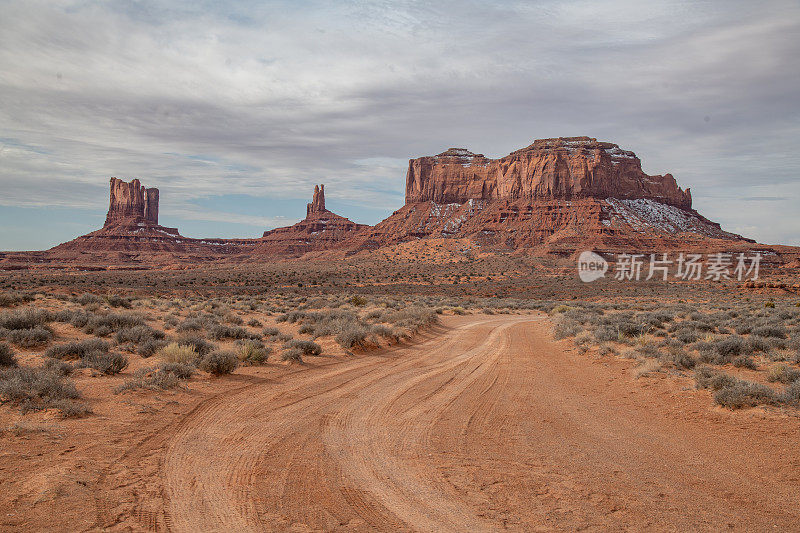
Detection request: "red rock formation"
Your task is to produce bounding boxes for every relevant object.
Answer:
[405,137,692,209]
[344,138,754,255]
[307,184,326,216]
[257,184,368,256]
[105,177,160,227]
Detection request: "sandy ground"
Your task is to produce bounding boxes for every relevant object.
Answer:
[3,314,800,531]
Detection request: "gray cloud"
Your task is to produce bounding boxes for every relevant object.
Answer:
[0,0,798,247]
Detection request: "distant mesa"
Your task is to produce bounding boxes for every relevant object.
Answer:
[406,137,692,209]
[350,137,751,255]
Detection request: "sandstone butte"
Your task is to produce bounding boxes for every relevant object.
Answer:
[27,136,800,267]
[256,184,370,255]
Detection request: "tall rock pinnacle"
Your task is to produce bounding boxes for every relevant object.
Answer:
[306,184,327,217]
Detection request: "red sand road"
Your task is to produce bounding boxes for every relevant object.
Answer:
[94,315,800,531]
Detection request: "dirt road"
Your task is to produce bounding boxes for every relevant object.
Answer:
[99,315,800,531]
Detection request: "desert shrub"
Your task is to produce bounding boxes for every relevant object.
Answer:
[45,339,109,360]
[676,329,700,344]
[593,325,618,342]
[281,347,304,362]
[160,362,195,379]
[8,326,53,348]
[115,325,165,344]
[766,364,800,384]
[237,341,271,364]
[0,342,17,367]
[138,339,168,358]
[42,358,73,376]
[553,319,582,340]
[598,343,618,356]
[176,336,216,357]
[298,324,316,335]
[262,327,279,337]
[106,294,132,308]
[0,366,88,416]
[732,355,758,370]
[0,291,34,307]
[0,307,53,330]
[209,324,257,341]
[747,336,770,353]
[284,339,322,356]
[247,318,262,328]
[158,342,198,364]
[335,325,371,349]
[665,350,696,369]
[713,380,775,409]
[782,380,800,404]
[198,350,238,375]
[225,314,244,325]
[176,318,205,332]
[712,336,746,358]
[75,293,104,305]
[115,365,187,393]
[372,324,398,341]
[752,325,787,339]
[694,366,738,391]
[78,352,129,375]
[84,312,145,335]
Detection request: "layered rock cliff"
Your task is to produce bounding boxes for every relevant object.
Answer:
[405,137,692,209]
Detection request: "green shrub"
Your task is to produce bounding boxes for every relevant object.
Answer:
[198,350,238,375]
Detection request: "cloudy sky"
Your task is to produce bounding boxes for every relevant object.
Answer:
[1,0,798,250]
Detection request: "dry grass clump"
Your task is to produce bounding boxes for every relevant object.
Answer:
[236,341,271,365]
[158,342,198,365]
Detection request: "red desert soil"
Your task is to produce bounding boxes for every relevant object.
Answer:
[4,315,800,531]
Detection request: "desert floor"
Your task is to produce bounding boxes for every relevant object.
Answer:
[3,313,799,531]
